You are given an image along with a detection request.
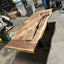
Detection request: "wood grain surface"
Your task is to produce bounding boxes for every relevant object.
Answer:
[5,9,52,53]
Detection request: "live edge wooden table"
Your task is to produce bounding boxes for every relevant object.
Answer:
[5,9,52,53]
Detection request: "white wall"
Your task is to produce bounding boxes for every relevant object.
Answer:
[38,0,42,5]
